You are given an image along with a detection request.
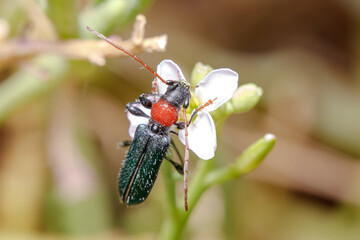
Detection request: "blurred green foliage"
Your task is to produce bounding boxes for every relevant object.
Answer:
[0,0,156,238]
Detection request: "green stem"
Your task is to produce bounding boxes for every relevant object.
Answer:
[163,161,180,219]
[160,157,215,240]
[79,0,126,38]
[159,161,180,240]
[159,133,276,239]
[159,120,224,240]
[158,117,276,240]
[0,55,67,124]
[47,0,79,39]
[79,0,153,38]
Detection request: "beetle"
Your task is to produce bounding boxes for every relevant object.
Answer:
[87,26,215,211]
[119,80,190,206]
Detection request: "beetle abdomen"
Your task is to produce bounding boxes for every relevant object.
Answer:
[118,124,170,205]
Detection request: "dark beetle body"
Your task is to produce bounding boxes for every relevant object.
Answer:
[118,124,169,205]
[118,80,191,205]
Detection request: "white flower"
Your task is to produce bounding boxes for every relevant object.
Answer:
[127,60,238,160]
[127,103,150,139]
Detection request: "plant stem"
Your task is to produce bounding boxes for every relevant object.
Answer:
[160,157,215,240]
[47,0,79,39]
[158,127,276,239]
[159,161,180,240]
[0,55,67,124]
[163,161,180,220]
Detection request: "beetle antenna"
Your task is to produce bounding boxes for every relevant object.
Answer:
[86,26,167,84]
[183,107,189,211]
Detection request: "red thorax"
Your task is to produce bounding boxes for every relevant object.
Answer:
[151,98,179,127]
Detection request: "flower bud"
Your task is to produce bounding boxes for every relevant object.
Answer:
[190,62,213,86]
[235,133,276,174]
[230,83,262,114]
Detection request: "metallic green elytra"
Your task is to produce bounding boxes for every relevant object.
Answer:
[118,124,170,205]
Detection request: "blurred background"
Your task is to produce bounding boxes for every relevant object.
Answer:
[1,0,360,239]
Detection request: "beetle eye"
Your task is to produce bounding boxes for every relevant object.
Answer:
[166,80,177,86]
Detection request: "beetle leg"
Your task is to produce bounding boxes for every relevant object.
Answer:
[189,98,217,125]
[175,122,185,130]
[117,140,132,148]
[127,93,161,118]
[170,138,184,165]
[139,93,160,109]
[163,138,184,174]
[126,102,150,118]
[175,98,218,130]
[170,130,178,135]
[164,156,184,175]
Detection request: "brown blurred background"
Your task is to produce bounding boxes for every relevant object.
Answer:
[1,0,360,239]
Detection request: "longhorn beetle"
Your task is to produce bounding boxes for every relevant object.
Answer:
[87,26,216,211]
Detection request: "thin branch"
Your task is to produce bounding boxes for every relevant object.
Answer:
[0,14,167,69]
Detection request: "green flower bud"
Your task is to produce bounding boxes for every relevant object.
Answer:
[235,133,276,174]
[190,62,213,86]
[230,83,262,114]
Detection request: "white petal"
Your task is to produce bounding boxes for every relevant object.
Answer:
[195,68,238,112]
[127,103,150,138]
[179,111,217,160]
[156,59,186,94]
